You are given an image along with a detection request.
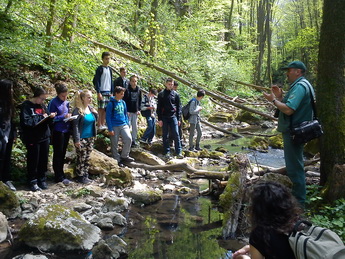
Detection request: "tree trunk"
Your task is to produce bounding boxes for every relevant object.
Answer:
[255,0,266,85]
[317,0,345,191]
[4,0,14,14]
[62,0,79,42]
[224,0,235,44]
[45,0,57,63]
[149,0,159,56]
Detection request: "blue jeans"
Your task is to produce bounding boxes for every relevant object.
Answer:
[162,117,181,155]
[142,116,156,143]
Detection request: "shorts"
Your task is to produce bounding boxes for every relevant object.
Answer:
[97,94,111,109]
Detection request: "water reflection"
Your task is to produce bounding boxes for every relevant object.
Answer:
[125,195,234,259]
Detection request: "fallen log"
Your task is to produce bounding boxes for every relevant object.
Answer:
[200,119,243,139]
[240,131,278,137]
[123,160,228,179]
[254,158,321,176]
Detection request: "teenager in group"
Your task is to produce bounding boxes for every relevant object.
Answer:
[0,79,16,191]
[93,51,114,130]
[188,89,205,151]
[72,90,98,184]
[169,81,184,147]
[20,87,56,191]
[157,78,183,159]
[139,88,157,145]
[106,86,134,164]
[233,181,302,259]
[123,74,142,147]
[114,67,129,89]
[48,82,71,185]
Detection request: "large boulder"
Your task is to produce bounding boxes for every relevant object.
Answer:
[19,204,101,251]
[0,182,21,218]
[208,112,235,123]
[89,149,132,187]
[236,111,261,124]
[124,182,162,205]
[130,149,165,165]
[0,212,8,242]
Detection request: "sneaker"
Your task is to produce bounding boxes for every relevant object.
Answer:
[195,146,202,151]
[189,147,197,152]
[139,138,148,144]
[62,179,71,185]
[164,153,171,159]
[176,154,184,159]
[121,156,135,163]
[77,176,92,184]
[131,141,138,148]
[4,181,16,191]
[30,183,42,192]
[38,181,48,190]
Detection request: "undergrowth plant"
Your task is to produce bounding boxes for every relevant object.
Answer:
[305,184,345,241]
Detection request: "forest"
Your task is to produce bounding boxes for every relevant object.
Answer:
[0,0,345,256]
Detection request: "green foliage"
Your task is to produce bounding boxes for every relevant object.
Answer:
[10,139,27,183]
[65,187,91,198]
[305,185,345,241]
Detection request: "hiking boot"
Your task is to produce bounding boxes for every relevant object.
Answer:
[38,180,48,190]
[62,179,71,185]
[77,176,92,184]
[30,183,42,192]
[176,153,184,159]
[195,146,202,151]
[121,156,135,163]
[164,153,171,159]
[131,141,138,148]
[5,181,16,191]
[189,147,197,152]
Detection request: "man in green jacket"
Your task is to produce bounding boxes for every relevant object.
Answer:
[263,61,314,207]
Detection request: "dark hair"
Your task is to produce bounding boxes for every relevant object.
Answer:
[114,86,126,94]
[0,79,14,120]
[249,181,301,234]
[165,78,174,83]
[119,67,126,72]
[33,87,47,98]
[101,51,111,59]
[149,88,158,95]
[129,74,138,81]
[174,81,178,87]
[54,82,68,95]
[197,89,205,97]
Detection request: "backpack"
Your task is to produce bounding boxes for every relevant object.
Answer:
[289,220,345,259]
[140,95,151,118]
[182,98,194,121]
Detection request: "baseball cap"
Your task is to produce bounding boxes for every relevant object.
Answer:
[281,61,307,71]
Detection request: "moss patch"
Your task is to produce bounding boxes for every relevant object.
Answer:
[0,182,20,217]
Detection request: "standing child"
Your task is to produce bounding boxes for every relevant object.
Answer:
[72,90,98,184]
[123,75,142,147]
[93,52,113,130]
[139,88,157,145]
[48,82,71,185]
[0,79,16,191]
[106,86,134,164]
[20,87,56,191]
[188,89,205,151]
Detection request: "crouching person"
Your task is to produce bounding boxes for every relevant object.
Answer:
[106,86,134,164]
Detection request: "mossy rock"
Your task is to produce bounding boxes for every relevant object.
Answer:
[149,142,165,154]
[104,167,133,187]
[236,111,261,124]
[184,150,199,157]
[248,137,269,150]
[19,204,101,251]
[124,187,162,205]
[209,151,225,159]
[130,149,165,165]
[262,173,292,189]
[215,147,228,153]
[0,182,21,218]
[268,134,283,149]
[208,112,235,123]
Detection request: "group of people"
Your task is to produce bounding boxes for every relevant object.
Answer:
[95,51,206,160]
[0,51,206,192]
[0,81,98,192]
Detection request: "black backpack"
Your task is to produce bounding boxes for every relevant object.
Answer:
[182,98,194,121]
[289,220,345,259]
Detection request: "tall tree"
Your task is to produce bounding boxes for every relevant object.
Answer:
[317,0,345,197]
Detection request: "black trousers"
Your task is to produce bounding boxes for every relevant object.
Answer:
[52,130,70,182]
[26,139,49,183]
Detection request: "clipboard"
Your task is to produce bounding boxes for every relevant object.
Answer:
[34,116,52,127]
